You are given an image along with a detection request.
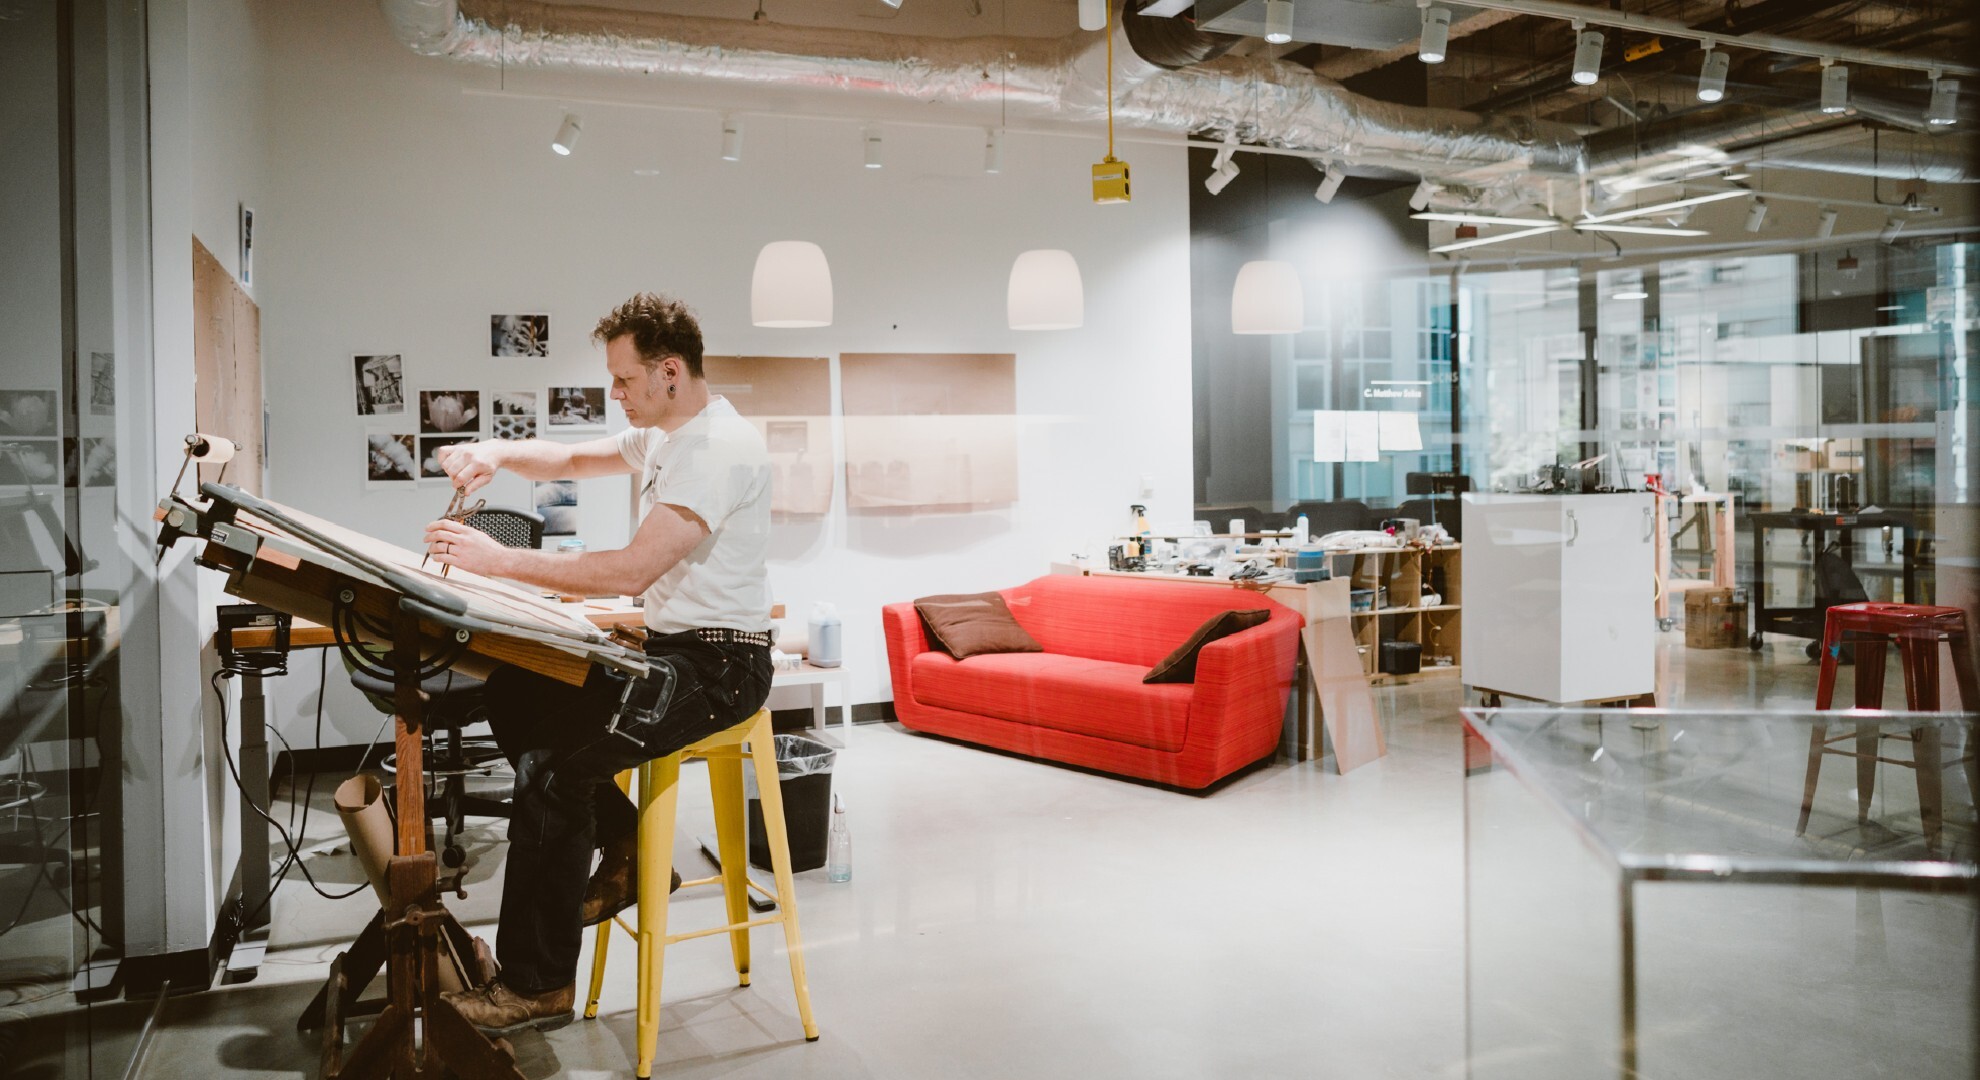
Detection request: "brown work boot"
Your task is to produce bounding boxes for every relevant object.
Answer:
[440,977,575,1037]
[579,845,679,927]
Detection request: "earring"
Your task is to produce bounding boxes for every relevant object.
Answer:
[667,383,677,399]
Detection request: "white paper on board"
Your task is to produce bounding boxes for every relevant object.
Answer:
[1345,412,1380,462]
[1377,412,1422,452]
[1314,411,1348,463]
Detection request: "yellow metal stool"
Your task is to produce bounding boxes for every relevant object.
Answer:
[582,708,819,1077]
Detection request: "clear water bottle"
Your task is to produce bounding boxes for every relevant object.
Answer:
[825,794,851,883]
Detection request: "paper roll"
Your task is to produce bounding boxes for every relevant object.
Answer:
[334,773,475,992]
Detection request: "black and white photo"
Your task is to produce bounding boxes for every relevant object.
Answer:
[419,434,475,480]
[70,438,116,487]
[491,313,550,357]
[0,439,60,485]
[354,354,405,416]
[490,390,538,440]
[546,386,606,430]
[90,353,116,415]
[533,480,578,536]
[419,389,480,434]
[365,432,417,484]
[0,390,58,437]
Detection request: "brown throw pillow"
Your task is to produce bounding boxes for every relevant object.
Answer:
[1144,609,1271,684]
[914,592,1043,660]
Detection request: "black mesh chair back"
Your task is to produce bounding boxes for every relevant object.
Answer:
[464,506,545,550]
[1285,500,1374,538]
[1193,504,1276,534]
[1391,498,1462,541]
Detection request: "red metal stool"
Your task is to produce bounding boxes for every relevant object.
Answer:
[1798,603,1980,853]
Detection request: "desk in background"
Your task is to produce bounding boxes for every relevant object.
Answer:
[1747,510,1923,655]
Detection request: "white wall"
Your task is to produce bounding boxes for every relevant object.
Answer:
[251,2,1194,744]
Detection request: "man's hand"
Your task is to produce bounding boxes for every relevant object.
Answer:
[436,440,505,495]
[424,519,510,578]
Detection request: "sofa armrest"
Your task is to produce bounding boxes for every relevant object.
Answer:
[882,602,931,705]
[1187,610,1301,744]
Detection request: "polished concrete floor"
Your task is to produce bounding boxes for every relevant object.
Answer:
[3,637,1974,1079]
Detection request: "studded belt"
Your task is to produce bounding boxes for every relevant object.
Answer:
[691,628,773,648]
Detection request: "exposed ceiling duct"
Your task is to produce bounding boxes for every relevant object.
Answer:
[378,0,1974,198]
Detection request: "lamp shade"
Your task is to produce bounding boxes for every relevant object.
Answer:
[1231,260,1303,334]
[751,241,833,328]
[1007,249,1083,330]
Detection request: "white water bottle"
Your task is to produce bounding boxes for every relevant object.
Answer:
[826,795,851,883]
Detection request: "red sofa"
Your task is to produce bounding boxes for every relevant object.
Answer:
[882,574,1300,789]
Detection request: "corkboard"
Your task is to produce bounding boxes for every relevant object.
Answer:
[193,238,263,494]
[703,355,833,516]
[840,353,1017,511]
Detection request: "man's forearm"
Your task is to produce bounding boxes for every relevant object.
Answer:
[488,438,577,482]
[490,546,657,598]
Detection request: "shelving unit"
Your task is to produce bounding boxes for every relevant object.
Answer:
[1327,545,1463,681]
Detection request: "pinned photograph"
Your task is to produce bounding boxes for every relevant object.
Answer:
[90,353,116,415]
[490,390,539,441]
[546,386,607,430]
[419,434,475,481]
[0,391,59,437]
[69,438,117,487]
[354,354,406,416]
[0,440,60,485]
[533,480,578,537]
[419,390,480,435]
[491,314,550,357]
[365,433,417,484]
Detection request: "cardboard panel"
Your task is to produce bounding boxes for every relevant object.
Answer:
[193,238,263,494]
[841,353,1017,511]
[703,355,833,516]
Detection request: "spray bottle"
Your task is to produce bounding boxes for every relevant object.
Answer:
[1127,504,1149,558]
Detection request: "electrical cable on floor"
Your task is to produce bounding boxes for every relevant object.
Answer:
[237,650,335,929]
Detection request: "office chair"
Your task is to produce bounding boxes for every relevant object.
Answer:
[352,506,544,872]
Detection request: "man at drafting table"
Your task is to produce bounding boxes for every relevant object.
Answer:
[422,292,774,1035]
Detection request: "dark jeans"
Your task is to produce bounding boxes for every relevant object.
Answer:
[483,632,772,994]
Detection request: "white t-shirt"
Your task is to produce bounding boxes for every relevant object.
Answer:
[614,397,773,634]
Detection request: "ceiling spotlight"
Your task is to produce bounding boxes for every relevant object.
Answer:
[1696,46,1729,103]
[1315,166,1346,203]
[1570,24,1604,87]
[1927,74,1959,126]
[1263,0,1294,45]
[1205,157,1240,195]
[1880,217,1905,244]
[1744,198,1768,233]
[1820,60,1849,114]
[720,116,743,162]
[1418,4,1451,64]
[1409,178,1438,211]
[984,128,1003,174]
[551,113,582,156]
[1078,0,1106,32]
[863,128,884,169]
[1815,206,1838,239]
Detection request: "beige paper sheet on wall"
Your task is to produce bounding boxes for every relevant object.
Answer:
[703,355,833,516]
[840,353,1017,511]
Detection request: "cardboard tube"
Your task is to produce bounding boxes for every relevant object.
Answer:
[334,773,474,992]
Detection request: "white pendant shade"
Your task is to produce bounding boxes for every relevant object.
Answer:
[751,241,833,328]
[1231,260,1303,334]
[1007,249,1083,330]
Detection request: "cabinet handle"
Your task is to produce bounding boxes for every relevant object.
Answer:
[1566,509,1578,547]
[1642,505,1654,543]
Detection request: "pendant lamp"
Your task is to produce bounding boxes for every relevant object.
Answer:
[1231,260,1303,334]
[751,241,833,328]
[1007,249,1083,330]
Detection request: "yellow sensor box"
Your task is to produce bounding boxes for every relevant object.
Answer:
[1092,158,1131,204]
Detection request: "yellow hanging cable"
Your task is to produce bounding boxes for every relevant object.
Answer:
[1090,1,1131,201]
[1105,0,1115,163]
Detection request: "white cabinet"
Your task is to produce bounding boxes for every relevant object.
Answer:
[1461,493,1656,703]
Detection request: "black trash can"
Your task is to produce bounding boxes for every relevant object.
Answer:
[745,734,837,872]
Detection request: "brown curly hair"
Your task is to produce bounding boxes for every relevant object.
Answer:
[592,293,705,379]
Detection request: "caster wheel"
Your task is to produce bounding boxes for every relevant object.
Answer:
[1659,617,1675,632]
[1805,641,1821,661]
[442,845,466,869]
[1749,633,1764,652]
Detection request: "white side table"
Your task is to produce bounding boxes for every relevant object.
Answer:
[771,661,849,733]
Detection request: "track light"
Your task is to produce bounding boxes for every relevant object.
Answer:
[720,116,743,162]
[1418,4,1450,64]
[1880,217,1905,244]
[1696,47,1729,103]
[1928,74,1959,126]
[1570,24,1604,87]
[984,128,1003,174]
[1744,198,1768,233]
[1408,178,1437,211]
[1315,166,1346,203]
[1263,0,1293,45]
[863,128,883,169]
[1820,61,1849,114]
[1815,206,1838,239]
[1205,158,1240,195]
[551,113,582,156]
[1078,0,1106,32]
